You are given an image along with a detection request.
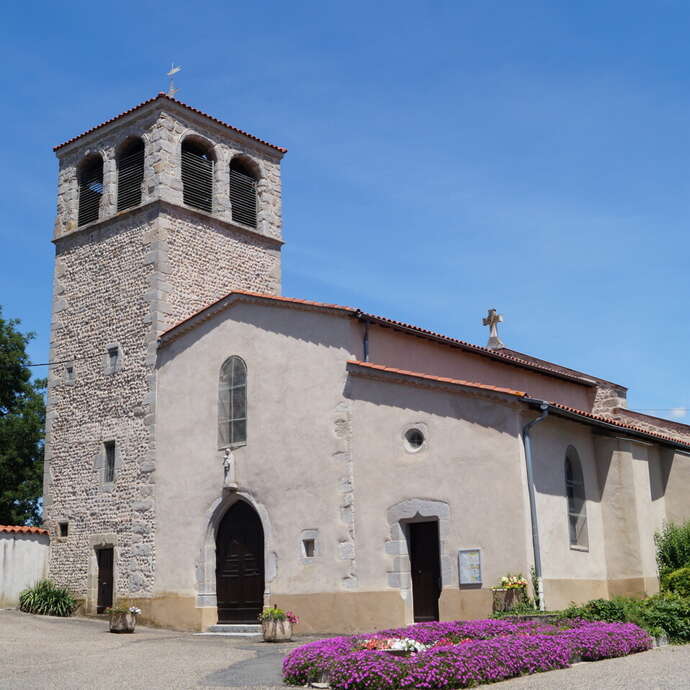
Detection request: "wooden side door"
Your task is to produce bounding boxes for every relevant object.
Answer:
[96,547,114,614]
[216,501,265,623]
[409,521,441,622]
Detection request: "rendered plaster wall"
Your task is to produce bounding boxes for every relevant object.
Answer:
[663,450,690,524]
[346,374,529,626]
[527,417,609,590]
[0,533,49,607]
[367,325,595,412]
[154,303,364,622]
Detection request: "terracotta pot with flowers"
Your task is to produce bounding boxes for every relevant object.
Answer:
[259,605,299,642]
[106,606,142,633]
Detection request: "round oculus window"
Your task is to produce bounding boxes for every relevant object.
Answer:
[404,428,425,451]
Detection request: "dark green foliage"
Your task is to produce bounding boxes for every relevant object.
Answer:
[560,598,627,623]
[655,521,690,580]
[560,594,690,643]
[0,307,45,526]
[19,579,76,617]
[665,568,690,598]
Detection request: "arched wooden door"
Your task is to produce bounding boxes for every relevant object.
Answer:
[216,501,265,623]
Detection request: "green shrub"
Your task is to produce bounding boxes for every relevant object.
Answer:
[665,567,690,598]
[19,579,76,617]
[655,521,690,580]
[559,593,690,643]
[639,593,690,643]
[560,598,627,623]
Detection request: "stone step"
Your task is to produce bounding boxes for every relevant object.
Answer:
[196,623,262,637]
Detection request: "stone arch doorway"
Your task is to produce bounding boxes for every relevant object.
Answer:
[216,500,265,623]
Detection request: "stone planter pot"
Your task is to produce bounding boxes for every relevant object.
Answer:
[492,587,527,613]
[109,612,136,633]
[262,619,292,642]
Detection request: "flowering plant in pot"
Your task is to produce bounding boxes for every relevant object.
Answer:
[106,606,141,633]
[492,573,530,612]
[259,605,299,642]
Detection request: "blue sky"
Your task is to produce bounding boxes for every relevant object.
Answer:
[0,1,688,419]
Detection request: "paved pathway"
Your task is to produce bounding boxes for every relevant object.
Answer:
[2,609,689,688]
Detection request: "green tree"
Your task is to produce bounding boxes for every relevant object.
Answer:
[0,307,45,525]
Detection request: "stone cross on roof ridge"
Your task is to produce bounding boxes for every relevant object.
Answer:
[483,308,505,350]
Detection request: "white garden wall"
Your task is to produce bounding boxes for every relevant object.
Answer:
[0,528,50,607]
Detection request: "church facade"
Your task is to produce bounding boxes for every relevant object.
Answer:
[44,95,690,632]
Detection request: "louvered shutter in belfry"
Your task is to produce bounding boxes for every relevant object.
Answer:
[117,143,144,212]
[182,147,214,213]
[230,166,257,228]
[78,158,104,227]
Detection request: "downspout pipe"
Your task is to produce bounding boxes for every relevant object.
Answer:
[355,311,370,362]
[522,401,549,611]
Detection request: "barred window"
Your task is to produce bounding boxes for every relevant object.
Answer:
[219,356,247,447]
[78,154,104,227]
[230,157,258,228]
[181,138,214,213]
[565,447,588,549]
[117,138,145,212]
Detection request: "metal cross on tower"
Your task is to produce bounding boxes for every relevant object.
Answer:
[483,308,505,350]
[166,63,182,97]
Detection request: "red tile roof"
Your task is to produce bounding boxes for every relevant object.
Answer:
[0,525,48,535]
[348,362,690,450]
[348,360,528,397]
[158,291,599,386]
[53,93,287,153]
[547,402,690,450]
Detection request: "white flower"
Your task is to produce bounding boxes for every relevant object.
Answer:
[389,638,427,652]
[128,606,141,615]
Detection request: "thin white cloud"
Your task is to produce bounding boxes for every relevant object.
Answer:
[670,407,687,419]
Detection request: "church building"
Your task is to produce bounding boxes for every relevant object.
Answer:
[44,94,690,633]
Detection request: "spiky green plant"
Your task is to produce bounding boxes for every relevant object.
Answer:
[19,579,76,617]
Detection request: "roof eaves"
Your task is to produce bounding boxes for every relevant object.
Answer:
[347,360,529,399]
[524,398,690,451]
[158,291,356,347]
[0,525,49,535]
[54,93,287,153]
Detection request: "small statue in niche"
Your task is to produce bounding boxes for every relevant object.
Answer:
[223,448,238,489]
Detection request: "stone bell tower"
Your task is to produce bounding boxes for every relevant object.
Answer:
[44,94,286,612]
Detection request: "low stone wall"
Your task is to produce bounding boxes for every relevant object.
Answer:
[0,528,50,607]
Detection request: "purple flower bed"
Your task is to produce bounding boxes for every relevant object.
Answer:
[282,619,652,689]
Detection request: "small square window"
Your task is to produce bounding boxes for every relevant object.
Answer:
[104,441,116,483]
[65,365,75,382]
[58,521,68,538]
[303,539,315,558]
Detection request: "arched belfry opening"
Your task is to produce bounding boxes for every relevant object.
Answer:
[181,137,215,213]
[77,154,104,227]
[229,156,258,228]
[215,500,265,623]
[116,138,145,211]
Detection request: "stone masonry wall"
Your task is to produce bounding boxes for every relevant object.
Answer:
[46,211,156,597]
[45,100,284,606]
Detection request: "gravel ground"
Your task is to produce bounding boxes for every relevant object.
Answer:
[0,609,298,689]
[2,609,689,689]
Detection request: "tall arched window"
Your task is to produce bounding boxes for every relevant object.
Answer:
[565,447,588,548]
[117,138,145,212]
[219,356,247,447]
[181,138,214,213]
[78,154,104,226]
[229,157,258,228]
